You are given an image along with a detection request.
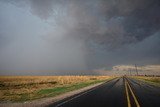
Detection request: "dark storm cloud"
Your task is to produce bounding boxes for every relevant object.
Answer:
[0,0,160,75]
[20,0,160,49]
[2,0,160,48]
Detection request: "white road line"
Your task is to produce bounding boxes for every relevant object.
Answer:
[55,84,102,107]
[55,78,117,107]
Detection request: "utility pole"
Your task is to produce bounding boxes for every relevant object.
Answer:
[127,69,130,76]
[129,68,131,76]
[135,64,138,76]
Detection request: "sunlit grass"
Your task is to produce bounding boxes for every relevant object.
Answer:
[132,76,160,86]
[0,76,112,102]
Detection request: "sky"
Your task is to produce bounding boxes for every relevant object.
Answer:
[0,0,160,75]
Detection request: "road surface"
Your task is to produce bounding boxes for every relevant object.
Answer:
[48,77,160,107]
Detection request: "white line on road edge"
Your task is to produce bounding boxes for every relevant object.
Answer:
[55,82,108,107]
[55,78,118,107]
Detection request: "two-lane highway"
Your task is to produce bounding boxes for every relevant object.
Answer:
[48,77,160,107]
[127,78,160,107]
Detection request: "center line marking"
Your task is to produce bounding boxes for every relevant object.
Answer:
[125,79,131,107]
[126,80,140,107]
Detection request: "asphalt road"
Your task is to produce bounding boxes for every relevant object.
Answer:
[49,77,160,107]
[127,77,160,107]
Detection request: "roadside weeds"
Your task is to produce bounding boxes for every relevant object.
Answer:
[0,78,115,107]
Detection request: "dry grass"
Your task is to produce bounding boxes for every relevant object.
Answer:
[0,76,111,102]
[132,76,160,86]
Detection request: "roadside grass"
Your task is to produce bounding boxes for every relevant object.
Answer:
[36,79,106,99]
[132,76,160,87]
[0,76,113,102]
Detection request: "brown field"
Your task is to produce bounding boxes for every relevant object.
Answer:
[0,76,111,102]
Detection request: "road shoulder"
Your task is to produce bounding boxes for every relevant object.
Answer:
[0,80,112,107]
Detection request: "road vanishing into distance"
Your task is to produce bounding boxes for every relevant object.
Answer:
[49,77,160,107]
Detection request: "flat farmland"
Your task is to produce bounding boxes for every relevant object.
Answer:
[0,76,111,102]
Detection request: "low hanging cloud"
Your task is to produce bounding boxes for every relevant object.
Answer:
[27,0,160,48]
[112,65,160,75]
[3,0,160,48]
[0,0,160,75]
